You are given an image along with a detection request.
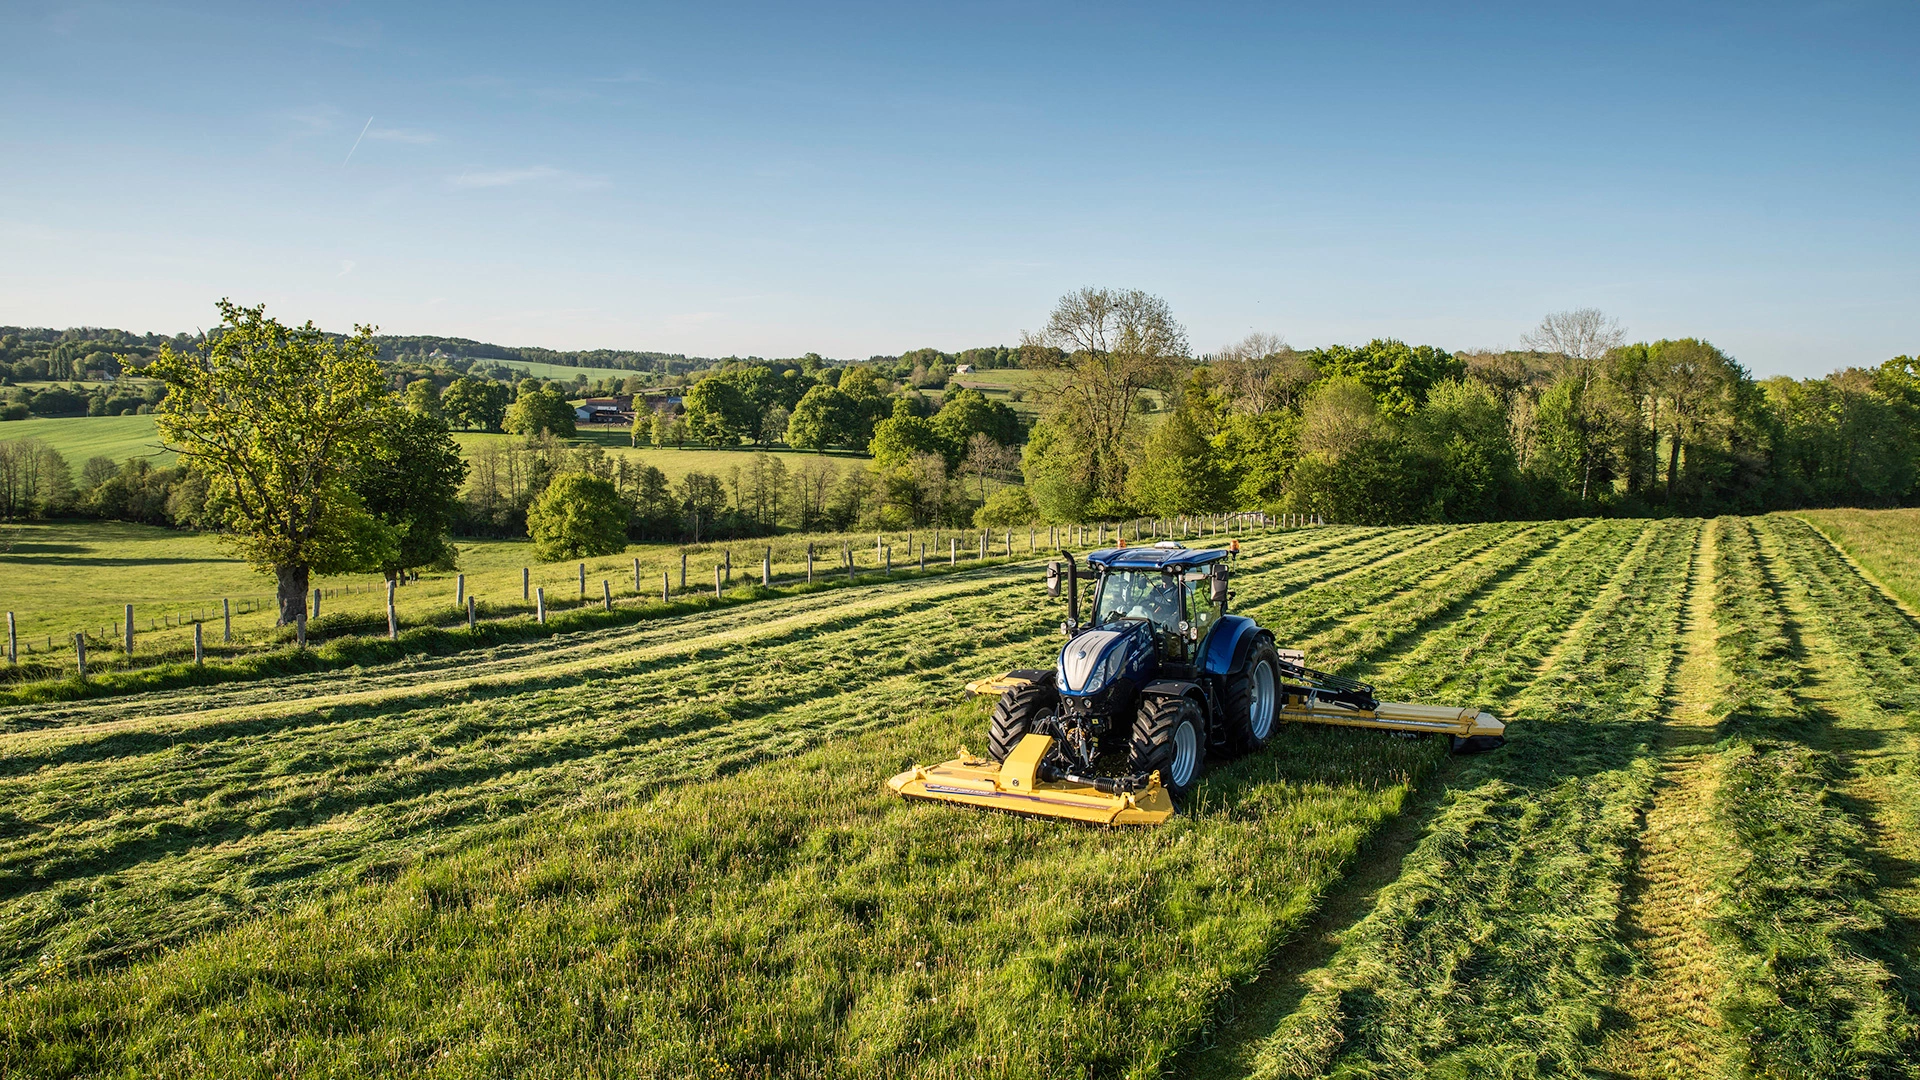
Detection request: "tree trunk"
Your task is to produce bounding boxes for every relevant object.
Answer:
[1665,428,1682,503]
[276,563,310,626]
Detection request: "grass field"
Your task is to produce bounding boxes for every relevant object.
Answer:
[0,415,173,464]
[1801,507,1920,613]
[0,517,1081,684]
[1,514,1916,1077]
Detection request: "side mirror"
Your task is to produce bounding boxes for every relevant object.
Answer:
[1047,561,1062,599]
[1210,563,1229,608]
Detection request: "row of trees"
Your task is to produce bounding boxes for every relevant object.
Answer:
[1012,291,1919,524]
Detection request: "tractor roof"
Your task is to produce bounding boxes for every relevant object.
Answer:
[1085,544,1230,571]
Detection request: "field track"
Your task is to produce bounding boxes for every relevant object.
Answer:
[3,516,1917,1078]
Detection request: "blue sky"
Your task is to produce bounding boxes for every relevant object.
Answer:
[1,1,1914,377]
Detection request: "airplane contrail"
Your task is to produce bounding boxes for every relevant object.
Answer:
[343,116,374,166]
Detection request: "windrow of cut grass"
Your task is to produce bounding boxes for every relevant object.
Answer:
[1695,517,1920,1077]
[1247,517,1697,1078]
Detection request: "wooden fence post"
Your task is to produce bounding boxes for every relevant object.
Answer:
[662,571,670,604]
[124,603,134,657]
[1029,527,1034,552]
[603,580,612,611]
[522,567,530,601]
[725,549,732,583]
[885,545,891,575]
[194,623,203,665]
[680,550,687,590]
[457,574,465,606]
[386,581,398,640]
[579,563,587,598]
[919,542,926,571]
[312,587,321,619]
[950,538,957,566]
[1005,530,1012,557]
[807,543,814,583]
[536,587,546,624]
[979,532,986,560]
[716,565,724,597]
[6,611,14,665]
[75,633,85,679]
[763,547,771,587]
[633,558,641,594]
[468,595,477,631]
[296,610,307,648]
[223,598,232,643]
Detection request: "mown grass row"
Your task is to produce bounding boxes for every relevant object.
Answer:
[1249,517,1696,1078]
[1699,517,1920,1077]
[0,526,1524,1076]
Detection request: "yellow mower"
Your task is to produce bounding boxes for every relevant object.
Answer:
[888,543,1505,825]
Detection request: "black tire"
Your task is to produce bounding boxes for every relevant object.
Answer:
[988,683,1057,761]
[1130,695,1207,800]
[1224,639,1282,755]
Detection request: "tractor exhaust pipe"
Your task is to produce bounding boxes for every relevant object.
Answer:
[1065,551,1080,632]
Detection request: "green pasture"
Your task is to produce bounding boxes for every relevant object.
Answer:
[0,414,172,464]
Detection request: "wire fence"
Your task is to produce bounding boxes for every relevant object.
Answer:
[2,512,1321,684]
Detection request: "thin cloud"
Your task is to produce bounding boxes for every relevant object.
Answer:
[366,127,436,144]
[449,165,610,190]
[338,260,356,277]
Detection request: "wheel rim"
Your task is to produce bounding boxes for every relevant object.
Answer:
[1250,659,1277,739]
[1171,716,1199,787]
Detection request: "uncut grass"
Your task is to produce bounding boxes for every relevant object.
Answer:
[1700,517,1920,1077]
[1799,508,1920,614]
[1250,517,1697,1078]
[0,528,1411,983]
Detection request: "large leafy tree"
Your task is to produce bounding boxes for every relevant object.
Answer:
[1302,339,1464,417]
[682,374,757,446]
[360,409,469,581]
[442,376,508,432]
[786,385,859,450]
[148,300,397,624]
[503,387,576,437]
[526,472,628,561]
[932,387,1020,449]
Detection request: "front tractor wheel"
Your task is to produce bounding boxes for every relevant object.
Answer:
[1131,696,1207,800]
[988,682,1058,761]
[1225,640,1281,755]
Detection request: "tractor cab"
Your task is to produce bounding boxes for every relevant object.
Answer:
[1085,544,1229,665]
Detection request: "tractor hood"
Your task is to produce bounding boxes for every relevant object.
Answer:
[1057,628,1134,696]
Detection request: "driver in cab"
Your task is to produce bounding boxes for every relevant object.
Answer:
[1115,574,1183,631]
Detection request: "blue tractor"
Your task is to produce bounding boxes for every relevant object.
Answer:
[888,541,1503,825]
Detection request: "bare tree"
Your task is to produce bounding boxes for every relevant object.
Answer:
[1521,308,1625,367]
[1021,287,1189,502]
[1522,308,1629,502]
[1213,332,1317,414]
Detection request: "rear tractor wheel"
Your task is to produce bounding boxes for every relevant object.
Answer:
[988,682,1058,761]
[1225,639,1281,755]
[1130,695,1207,800]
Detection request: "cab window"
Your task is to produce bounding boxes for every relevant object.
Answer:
[1185,574,1218,638]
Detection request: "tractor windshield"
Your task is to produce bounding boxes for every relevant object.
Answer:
[1093,570,1184,632]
